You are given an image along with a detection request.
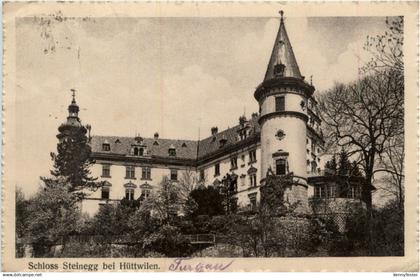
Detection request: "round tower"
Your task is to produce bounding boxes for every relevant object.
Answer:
[255,11,315,212]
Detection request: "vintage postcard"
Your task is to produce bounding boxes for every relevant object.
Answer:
[2,1,419,272]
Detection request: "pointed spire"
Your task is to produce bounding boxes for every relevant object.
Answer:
[264,11,303,81]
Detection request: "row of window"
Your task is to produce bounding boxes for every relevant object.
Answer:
[314,184,361,199]
[102,165,177,181]
[102,144,179,157]
[198,150,257,181]
[101,186,151,201]
[230,150,257,170]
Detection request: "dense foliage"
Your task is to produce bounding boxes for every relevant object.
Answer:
[47,126,102,197]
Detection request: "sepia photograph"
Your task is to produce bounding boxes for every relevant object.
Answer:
[2,1,419,272]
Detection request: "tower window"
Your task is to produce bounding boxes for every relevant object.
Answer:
[275,96,285,112]
[125,166,135,179]
[215,163,220,176]
[102,164,111,177]
[102,143,111,151]
[275,159,286,175]
[170,169,178,181]
[101,187,110,199]
[200,169,205,181]
[125,188,135,201]
[141,167,151,180]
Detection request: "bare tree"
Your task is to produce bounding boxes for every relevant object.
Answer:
[177,169,199,203]
[318,70,403,210]
[375,135,404,209]
[362,16,403,75]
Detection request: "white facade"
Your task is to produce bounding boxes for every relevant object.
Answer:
[72,14,329,216]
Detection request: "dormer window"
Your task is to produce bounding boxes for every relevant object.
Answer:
[239,129,248,141]
[182,142,187,148]
[168,145,176,157]
[219,136,227,148]
[102,142,111,151]
[132,146,144,156]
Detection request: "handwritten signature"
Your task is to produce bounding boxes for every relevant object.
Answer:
[169,258,233,272]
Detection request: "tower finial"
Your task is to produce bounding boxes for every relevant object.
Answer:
[279,10,284,21]
[71,88,76,103]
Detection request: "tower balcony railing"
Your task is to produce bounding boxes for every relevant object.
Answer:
[307,169,330,177]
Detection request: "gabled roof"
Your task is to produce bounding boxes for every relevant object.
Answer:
[264,12,303,81]
[90,115,261,162]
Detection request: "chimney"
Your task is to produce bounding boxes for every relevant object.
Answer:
[154,132,159,139]
[211,127,218,136]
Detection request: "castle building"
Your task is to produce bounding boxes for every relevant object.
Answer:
[57,12,367,217]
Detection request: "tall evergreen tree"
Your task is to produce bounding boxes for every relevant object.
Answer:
[337,148,352,176]
[325,155,338,174]
[44,90,101,198]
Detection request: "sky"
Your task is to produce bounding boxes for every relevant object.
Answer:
[15,16,388,195]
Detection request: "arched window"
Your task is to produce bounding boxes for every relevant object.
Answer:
[125,188,134,200]
[134,147,139,156]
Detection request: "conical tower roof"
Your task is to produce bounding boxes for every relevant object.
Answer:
[264,11,303,81]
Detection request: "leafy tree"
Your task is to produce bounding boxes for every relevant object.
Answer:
[260,173,296,216]
[143,225,192,257]
[89,200,140,239]
[16,188,31,257]
[187,186,225,218]
[143,176,183,224]
[27,178,82,257]
[126,204,160,256]
[16,188,30,239]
